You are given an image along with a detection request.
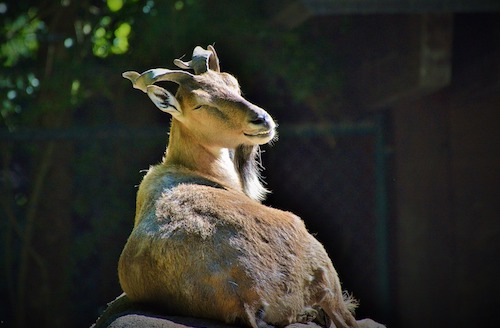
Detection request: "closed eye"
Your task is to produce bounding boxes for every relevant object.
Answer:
[194,105,203,110]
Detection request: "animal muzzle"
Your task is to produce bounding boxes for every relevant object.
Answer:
[244,105,276,144]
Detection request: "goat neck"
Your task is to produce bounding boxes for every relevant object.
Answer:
[163,117,243,193]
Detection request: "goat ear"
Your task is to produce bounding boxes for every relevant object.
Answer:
[124,69,193,92]
[147,85,182,117]
[207,45,220,72]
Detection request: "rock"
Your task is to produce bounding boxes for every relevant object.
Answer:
[91,294,322,328]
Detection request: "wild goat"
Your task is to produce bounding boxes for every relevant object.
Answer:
[119,46,385,328]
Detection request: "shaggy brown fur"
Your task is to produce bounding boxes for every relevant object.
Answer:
[118,46,385,328]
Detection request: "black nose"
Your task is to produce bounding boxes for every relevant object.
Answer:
[249,115,268,126]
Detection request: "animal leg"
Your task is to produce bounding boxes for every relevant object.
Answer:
[321,305,359,328]
[244,303,275,328]
[311,268,359,328]
[296,307,318,324]
[312,306,330,327]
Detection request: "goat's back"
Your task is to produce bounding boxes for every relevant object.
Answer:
[118,169,344,327]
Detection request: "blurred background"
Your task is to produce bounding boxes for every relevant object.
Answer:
[1,1,499,327]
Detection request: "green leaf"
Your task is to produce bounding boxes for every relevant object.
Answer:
[107,0,124,12]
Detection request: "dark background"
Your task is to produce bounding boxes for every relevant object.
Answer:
[1,1,499,327]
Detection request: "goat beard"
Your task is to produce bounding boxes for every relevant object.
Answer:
[233,145,268,202]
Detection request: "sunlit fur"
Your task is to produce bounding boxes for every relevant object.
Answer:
[118,46,384,328]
